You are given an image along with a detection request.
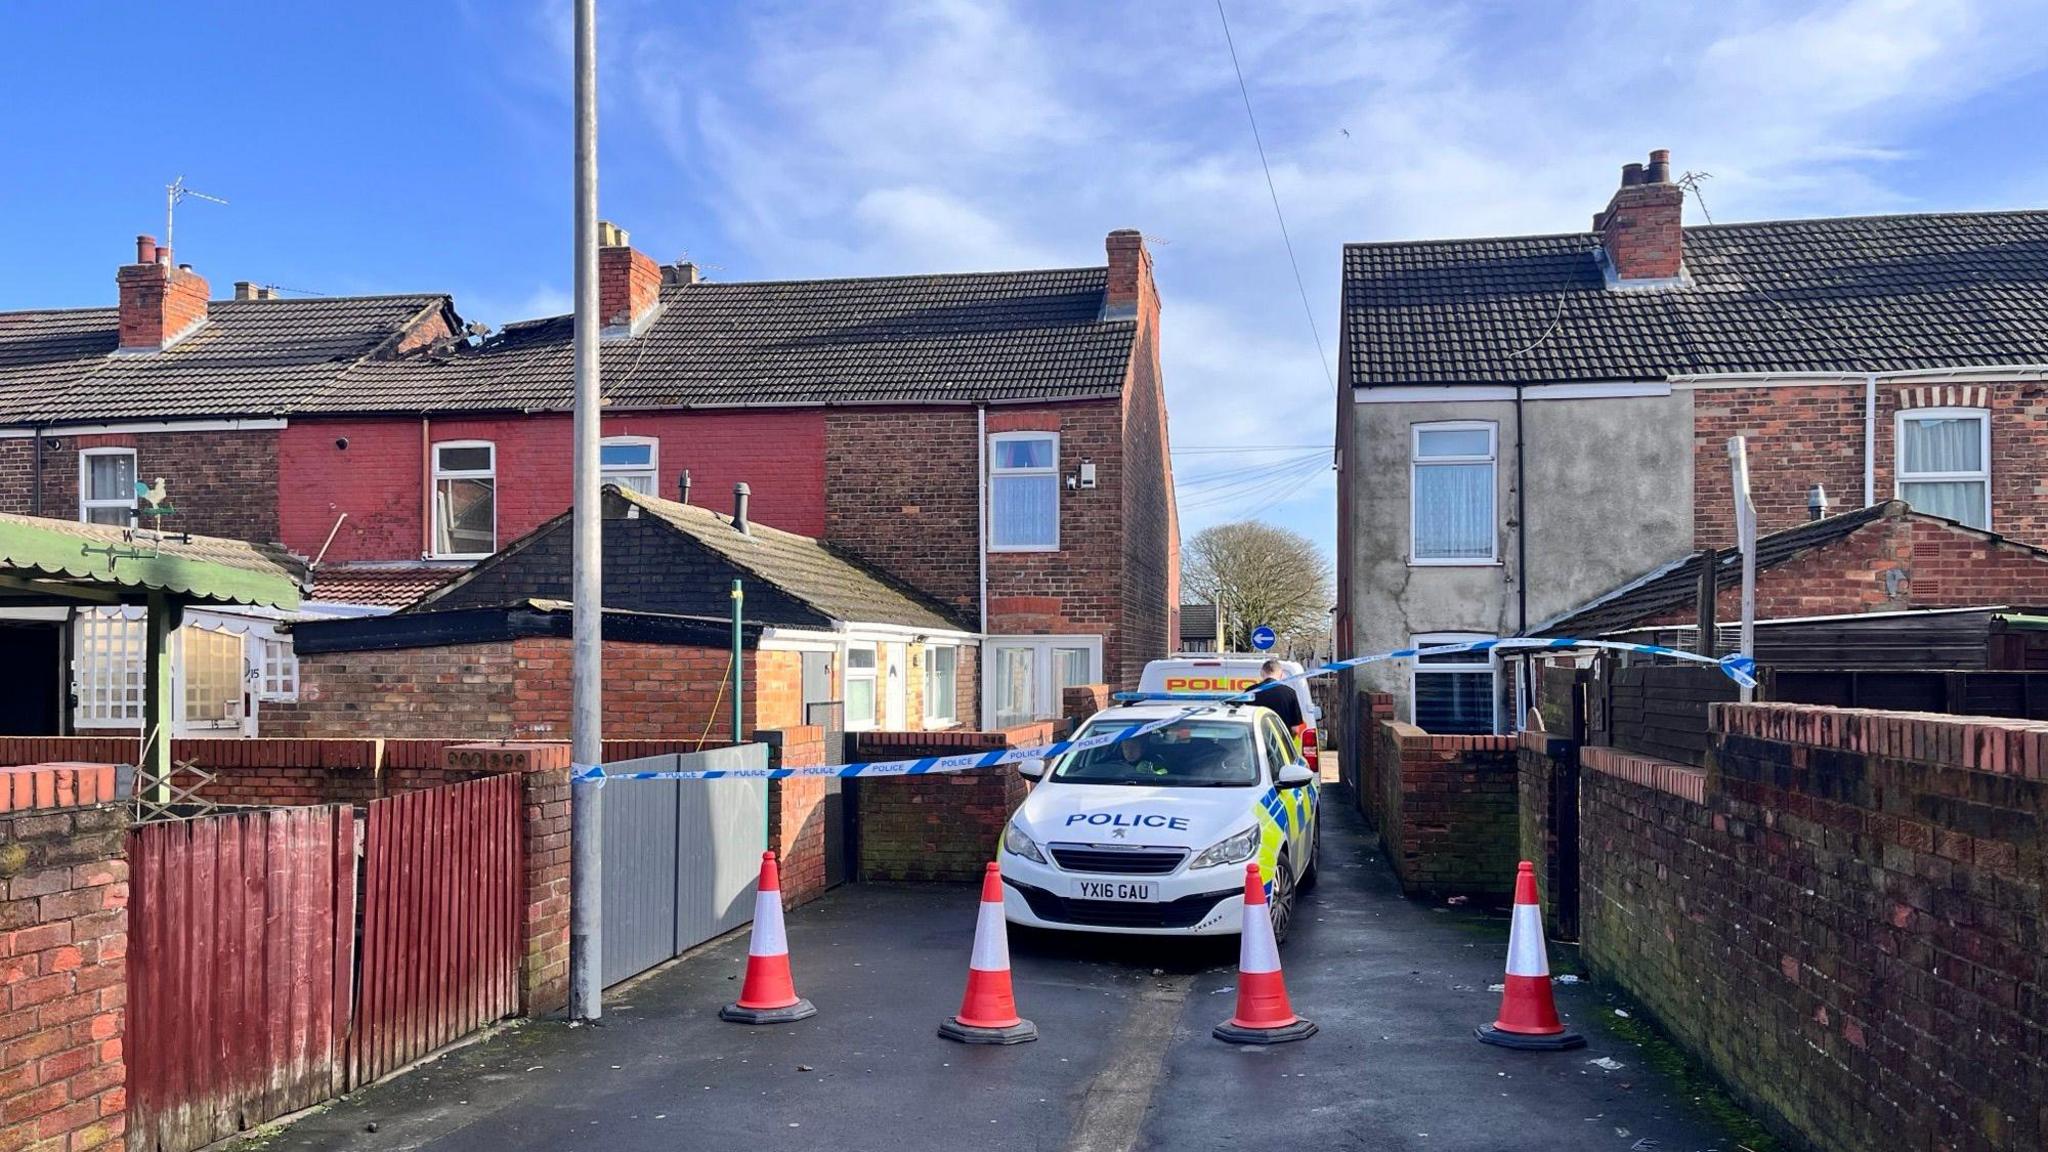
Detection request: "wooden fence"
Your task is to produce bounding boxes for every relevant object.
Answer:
[352,774,523,1085]
[127,806,357,1152]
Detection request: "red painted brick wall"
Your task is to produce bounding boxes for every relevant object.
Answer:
[0,803,128,1152]
[1369,721,1520,900]
[278,410,827,564]
[1694,380,2048,549]
[849,725,1052,881]
[1580,703,2046,1152]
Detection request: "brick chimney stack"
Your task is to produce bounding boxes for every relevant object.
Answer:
[597,220,661,333]
[1102,229,1156,321]
[1594,149,1685,283]
[117,234,210,351]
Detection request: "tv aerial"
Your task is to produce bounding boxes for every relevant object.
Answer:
[165,176,228,250]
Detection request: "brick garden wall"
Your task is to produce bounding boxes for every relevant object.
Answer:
[1580,703,2045,1152]
[761,727,832,907]
[0,803,129,1152]
[849,725,1052,882]
[1515,730,1578,938]
[445,743,572,1017]
[1369,721,1520,901]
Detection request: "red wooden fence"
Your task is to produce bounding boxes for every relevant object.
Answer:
[351,773,523,1085]
[127,806,356,1152]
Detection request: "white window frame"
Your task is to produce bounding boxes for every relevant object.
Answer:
[430,440,497,559]
[599,435,660,495]
[1894,407,1992,529]
[923,643,959,726]
[72,609,145,728]
[79,448,138,526]
[258,635,298,702]
[1409,421,1498,566]
[844,642,880,731]
[981,634,1102,728]
[988,430,1060,552]
[1408,631,1500,735]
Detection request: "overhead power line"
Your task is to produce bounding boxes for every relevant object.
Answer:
[1215,0,1337,396]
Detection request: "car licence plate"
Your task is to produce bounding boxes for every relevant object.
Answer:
[1072,879,1157,902]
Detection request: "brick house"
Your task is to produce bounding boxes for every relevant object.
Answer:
[1337,148,2048,734]
[267,484,976,741]
[0,227,1176,736]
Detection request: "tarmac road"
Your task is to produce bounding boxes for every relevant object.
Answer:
[241,792,1758,1152]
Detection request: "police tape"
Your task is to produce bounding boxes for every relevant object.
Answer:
[571,637,1756,784]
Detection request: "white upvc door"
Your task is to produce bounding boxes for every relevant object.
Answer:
[883,642,909,730]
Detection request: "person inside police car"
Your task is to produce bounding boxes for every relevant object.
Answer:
[1116,736,1170,777]
[1248,659,1305,730]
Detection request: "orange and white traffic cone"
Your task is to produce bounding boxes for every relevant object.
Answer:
[1476,861,1583,1050]
[939,862,1038,1044]
[719,852,817,1025]
[1213,862,1316,1044]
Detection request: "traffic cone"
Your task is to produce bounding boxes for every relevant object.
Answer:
[939,863,1038,1044]
[719,852,817,1025]
[1475,861,1583,1050]
[1213,862,1316,1044]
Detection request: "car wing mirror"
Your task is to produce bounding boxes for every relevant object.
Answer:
[1016,758,1045,780]
[1276,763,1315,789]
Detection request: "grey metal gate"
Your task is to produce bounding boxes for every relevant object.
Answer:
[599,743,769,987]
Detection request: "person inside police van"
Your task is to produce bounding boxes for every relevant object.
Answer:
[1248,659,1305,730]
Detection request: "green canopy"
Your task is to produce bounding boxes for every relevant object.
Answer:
[0,512,302,609]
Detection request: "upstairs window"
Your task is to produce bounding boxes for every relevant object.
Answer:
[1897,409,1990,529]
[1410,423,1496,563]
[80,448,138,527]
[432,442,496,557]
[990,432,1059,550]
[600,437,659,495]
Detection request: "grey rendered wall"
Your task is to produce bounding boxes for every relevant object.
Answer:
[1345,392,1693,721]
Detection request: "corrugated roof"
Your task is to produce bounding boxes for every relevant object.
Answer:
[315,268,1136,413]
[0,295,453,424]
[0,513,304,609]
[1344,210,2048,386]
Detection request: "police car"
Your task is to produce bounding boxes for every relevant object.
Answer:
[997,698,1319,940]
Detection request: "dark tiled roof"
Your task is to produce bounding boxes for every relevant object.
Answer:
[307,566,463,608]
[315,268,1135,413]
[1344,210,2048,386]
[613,487,968,631]
[0,296,453,424]
[1534,502,1901,637]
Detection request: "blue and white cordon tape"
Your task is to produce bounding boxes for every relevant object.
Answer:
[572,637,1756,785]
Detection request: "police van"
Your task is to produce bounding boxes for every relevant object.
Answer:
[1136,655,1323,771]
[996,699,1319,940]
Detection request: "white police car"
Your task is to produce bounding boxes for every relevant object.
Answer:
[997,699,1320,940]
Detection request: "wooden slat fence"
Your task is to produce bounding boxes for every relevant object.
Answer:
[351,773,523,1086]
[127,806,356,1152]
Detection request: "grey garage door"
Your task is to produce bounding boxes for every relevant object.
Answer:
[599,744,769,988]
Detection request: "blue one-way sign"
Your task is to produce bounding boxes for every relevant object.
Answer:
[1249,626,1277,651]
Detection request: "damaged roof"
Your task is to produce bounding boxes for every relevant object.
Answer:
[1345,209,2048,386]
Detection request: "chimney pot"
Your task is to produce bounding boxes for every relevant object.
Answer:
[678,469,692,506]
[733,482,751,534]
[117,235,209,351]
[662,261,700,287]
[135,235,158,264]
[234,281,259,300]
[1646,149,1672,184]
[1595,149,1685,282]
[1621,162,1644,187]
[1807,482,1831,521]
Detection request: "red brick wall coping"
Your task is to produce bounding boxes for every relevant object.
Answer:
[0,764,120,812]
[1714,701,2048,780]
[1581,745,1707,804]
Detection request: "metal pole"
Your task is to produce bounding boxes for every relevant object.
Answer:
[1727,436,1757,704]
[731,579,744,742]
[567,0,604,1022]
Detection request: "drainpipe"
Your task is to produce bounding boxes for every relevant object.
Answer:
[1513,385,1529,729]
[1863,373,1877,507]
[420,417,433,557]
[976,405,989,637]
[731,579,745,742]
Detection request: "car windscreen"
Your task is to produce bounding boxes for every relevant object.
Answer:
[1049,719,1259,787]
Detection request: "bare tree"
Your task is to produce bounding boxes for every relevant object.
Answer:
[1182,522,1332,656]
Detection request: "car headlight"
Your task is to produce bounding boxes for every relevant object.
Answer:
[1189,824,1260,870]
[1003,821,1047,865]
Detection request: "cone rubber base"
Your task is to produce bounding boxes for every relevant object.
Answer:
[1475,1023,1583,1050]
[720,998,817,1025]
[1213,1018,1318,1045]
[939,1017,1038,1045]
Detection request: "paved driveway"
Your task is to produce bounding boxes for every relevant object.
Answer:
[244,796,1758,1152]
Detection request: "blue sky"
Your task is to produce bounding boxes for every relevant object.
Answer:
[6,1,2048,558]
